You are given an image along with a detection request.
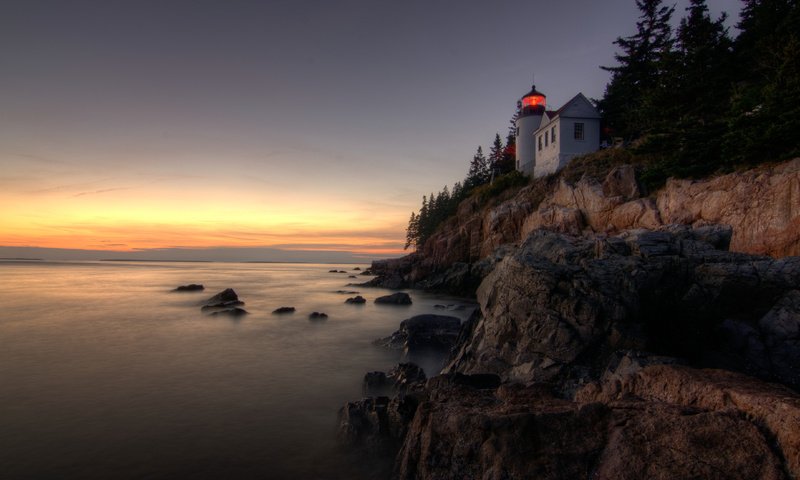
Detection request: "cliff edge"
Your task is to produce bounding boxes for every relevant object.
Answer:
[343,160,800,479]
[369,159,800,292]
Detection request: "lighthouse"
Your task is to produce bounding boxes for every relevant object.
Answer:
[515,85,546,176]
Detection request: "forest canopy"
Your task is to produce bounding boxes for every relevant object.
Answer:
[405,0,800,251]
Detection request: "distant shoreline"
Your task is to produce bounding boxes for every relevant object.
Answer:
[100,259,368,264]
[0,258,370,265]
[101,259,214,263]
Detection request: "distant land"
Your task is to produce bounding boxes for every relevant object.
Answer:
[0,246,384,264]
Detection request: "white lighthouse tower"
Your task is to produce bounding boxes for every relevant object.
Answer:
[515,85,546,176]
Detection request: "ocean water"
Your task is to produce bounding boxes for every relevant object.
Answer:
[0,261,475,479]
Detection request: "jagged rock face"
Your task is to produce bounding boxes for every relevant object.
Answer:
[408,160,800,283]
[395,372,790,480]
[658,159,800,257]
[446,229,800,390]
[577,363,800,479]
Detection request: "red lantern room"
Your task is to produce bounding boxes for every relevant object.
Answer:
[520,85,546,116]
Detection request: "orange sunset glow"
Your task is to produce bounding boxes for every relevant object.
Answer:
[0,171,409,257]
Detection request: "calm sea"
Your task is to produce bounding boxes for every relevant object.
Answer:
[0,261,475,479]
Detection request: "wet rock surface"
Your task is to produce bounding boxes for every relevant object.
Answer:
[362,363,428,397]
[200,288,244,311]
[374,292,412,305]
[173,284,204,292]
[374,314,461,355]
[272,306,295,314]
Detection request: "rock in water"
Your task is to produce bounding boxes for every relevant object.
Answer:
[345,295,367,304]
[202,288,239,305]
[387,363,426,392]
[375,314,461,354]
[174,284,204,292]
[362,363,428,397]
[272,307,295,314]
[200,288,244,310]
[309,312,328,320]
[374,292,412,305]
[362,371,391,397]
[210,307,248,317]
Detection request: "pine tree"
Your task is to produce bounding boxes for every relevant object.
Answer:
[404,212,418,250]
[436,186,450,224]
[488,134,505,181]
[599,0,676,139]
[417,195,429,244]
[418,192,437,245]
[451,181,465,211]
[724,0,800,164]
[466,146,489,188]
[668,0,734,175]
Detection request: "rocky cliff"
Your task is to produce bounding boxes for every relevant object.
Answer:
[391,159,800,289]
[343,160,800,479]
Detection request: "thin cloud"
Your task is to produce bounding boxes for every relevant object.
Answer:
[73,187,132,197]
[5,152,69,165]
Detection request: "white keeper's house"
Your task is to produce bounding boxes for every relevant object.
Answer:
[515,85,601,177]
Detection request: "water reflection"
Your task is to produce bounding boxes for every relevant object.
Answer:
[0,261,475,479]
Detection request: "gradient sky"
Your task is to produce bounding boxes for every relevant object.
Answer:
[0,0,742,261]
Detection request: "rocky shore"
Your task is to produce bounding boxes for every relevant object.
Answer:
[339,160,800,479]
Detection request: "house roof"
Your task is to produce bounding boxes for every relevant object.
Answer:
[535,93,600,132]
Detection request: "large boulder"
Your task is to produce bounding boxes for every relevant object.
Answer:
[446,228,800,391]
[577,362,800,479]
[375,314,461,354]
[272,306,295,314]
[200,288,244,310]
[394,366,793,480]
[362,363,427,397]
[374,292,412,305]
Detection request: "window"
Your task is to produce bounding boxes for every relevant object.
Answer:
[545,133,548,147]
[574,122,584,140]
[538,135,542,151]
[551,126,556,143]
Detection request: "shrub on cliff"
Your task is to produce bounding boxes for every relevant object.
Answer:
[470,171,528,205]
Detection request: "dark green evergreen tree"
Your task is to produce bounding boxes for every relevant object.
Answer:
[599,0,676,139]
[668,0,734,175]
[404,212,418,250]
[451,181,464,209]
[724,0,800,164]
[466,146,490,188]
[488,134,505,179]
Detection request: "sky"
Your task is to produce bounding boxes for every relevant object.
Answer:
[0,0,743,262]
